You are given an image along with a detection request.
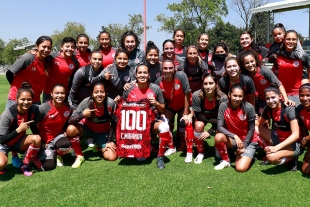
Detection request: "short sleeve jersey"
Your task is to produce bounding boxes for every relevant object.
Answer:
[155,71,191,112]
[36,101,71,143]
[217,101,256,141]
[128,48,145,69]
[296,104,310,130]
[8,53,47,102]
[101,47,116,68]
[218,74,256,95]
[75,50,91,67]
[183,61,209,92]
[175,46,186,60]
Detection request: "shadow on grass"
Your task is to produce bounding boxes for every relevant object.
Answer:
[117,152,171,166]
[0,164,17,181]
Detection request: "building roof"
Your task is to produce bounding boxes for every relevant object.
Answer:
[252,0,310,13]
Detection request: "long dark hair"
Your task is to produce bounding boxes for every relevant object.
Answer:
[237,49,262,75]
[199,72,227,100]
[229,83,246,111]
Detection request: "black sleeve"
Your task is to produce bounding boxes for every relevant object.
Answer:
[0,111,18,145]
[217,119,236,139]
[30,107,42,135]
[277,50,300,60]
[260,46,269,59]
[0,130,18,145]
[195,112,217,124]
[6,70,14,85]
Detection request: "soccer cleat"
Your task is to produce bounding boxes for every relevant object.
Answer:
[214,160,230,170]
[31,157,44,171]
[184,153,193,163]
[57,156,64,167]
[20,164,33,176]
[157,156,165,169]
[12,155,22,168]
[259,157,270,166]
[286,157,298,172]
[0,168,6,175]
[194,153,204,164]
[72,156,85,168]
[164,147,176,156]
[86,138,94,148]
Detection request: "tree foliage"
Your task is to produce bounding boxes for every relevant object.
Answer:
[0,38,5,66]
[2,38,30,65]
[156,0,228,45]
[100,14,150,47]
[249,11,274,44]
[208,21,243,54]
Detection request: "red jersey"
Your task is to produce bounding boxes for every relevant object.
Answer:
[101,47,116,68]
[277,56,303,95]
[115,99,153,158]
[36,101,71,143]
[8,53,47,102]
[44,54,78,94]
[75,50,91,67]
[155,71,191,112]
[297,104,310,130]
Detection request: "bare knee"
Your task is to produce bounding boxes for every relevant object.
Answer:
[66,125,79,137]
[236,165,250,172]
[302,161,310,174]
[266,153,279,164]
[103,149,117,161]
[30,135,41,145]
[0,154,8,170]
[214,133,226,143]
[194,121,205,132]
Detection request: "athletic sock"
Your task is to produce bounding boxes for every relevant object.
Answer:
[69,136,83,156]
[257,136,269,149]
[185,124,194,153]
[158,131,172,157]
[194,131,204,154]
[23,144,40,165]
[215,142,229,162]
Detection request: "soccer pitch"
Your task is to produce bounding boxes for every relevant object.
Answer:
[0,75,310,207]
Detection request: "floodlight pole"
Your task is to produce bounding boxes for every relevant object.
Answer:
[143,0,146,51]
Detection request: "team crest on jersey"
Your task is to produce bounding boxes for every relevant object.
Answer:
[69,63,74,70]
[293,61,299,67]
[260,79,267,84]
[124,76,130,82]
[55,61,60,65]
[156,72,160,78]
[147,93,154,98]
[64,111,70,117]
[174,83,180,90]
[135,58,140,63]
[31,67,36,71]
[238,114,247,121]
[112,53,115,58]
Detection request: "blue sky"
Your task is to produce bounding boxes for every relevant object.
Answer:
[0,0,309,49]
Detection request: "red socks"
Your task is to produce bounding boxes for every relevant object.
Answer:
[69,136,83,156]
[215,142,229,162]
[185,124,194,153]
[23,144,40,165]
[158,131,172,157]
[257,136,269,149]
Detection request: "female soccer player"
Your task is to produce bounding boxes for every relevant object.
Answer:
[297,83,310,174]
[75,34,91,67]
[237,31,268,61]
[69,51,104,110]
[33,84,71,170]
[91,49,135,99]
[218,57,256,107]
[120,31,145,68]
[183,45,209,92]
[155,59,191,154]
[120,63,172,169]
[160,39,184,71]
[0,83,42,176]
[6,36,52,107]
[197,33,212,67]
[214,83,258,172]
[276,30,310,104]
[43,37,79,102]
[173,29,186,60]
[97,30,117,68]
[238,49,293,115]
[66,82,117,168]
[210,42,232,80]
[188,73,227,164]
[256,85,300,171]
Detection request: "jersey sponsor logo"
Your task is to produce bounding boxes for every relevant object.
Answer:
[293,61,299,67]
[64,111,70,117]
[260,79,267,84]
[135,58,140,63]
[121,144,142,149]
[174,83,180,90]
[130,94,136,99]
[124,76,130,82]
[121,110,147,130]
[238,114,247,121]
[31,67,36,71]
[156,72,161,78]
[274,123,286,128]
[69,63,75,70]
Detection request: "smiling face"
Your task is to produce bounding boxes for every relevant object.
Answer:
[77,37,89,53]
[17,91,32,114]
[265,91,281,109]
[36,40,52,60]
[229,88,244,108]
[240,34,253,49]
[197,34,209,50]
[187,47,199,65]
[115,52,129,70]
[225,59,240,78]
[99,33,111,50]
[51,86,66,105]
[60,42,76,58]
[91,52,103,70]
[203,76,216,96]
[92,84,106,105]
[163,42,175,58]
[243,55,257,73]
[273,28,285,43]
[162,61,175,79]
[136,65,150,84]
[300,87,310,109]
[124,35,136,52]
[284,32,297,52]
[146,49,159,65]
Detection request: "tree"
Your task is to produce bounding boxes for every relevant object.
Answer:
[0,38,5,66]
[231,0,269,30]
[2,38,30,65]
[100,14,150,47]
[156,0,228,45]
[51,22,96,51]
[208,21,243,54]
[249,11,274,44]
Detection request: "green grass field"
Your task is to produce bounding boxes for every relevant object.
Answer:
[0,75,310,207]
